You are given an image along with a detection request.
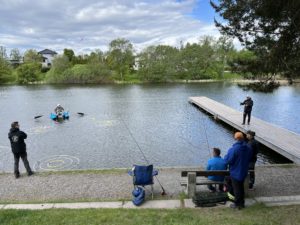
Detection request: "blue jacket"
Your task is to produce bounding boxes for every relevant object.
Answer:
[206,156,227,181]
[224,141,251,181]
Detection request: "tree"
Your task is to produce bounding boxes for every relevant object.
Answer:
[138,45,179,81]
[63,48,75,62]
[46,55,71,83]
[211,0,300,79]
[0,57,12,83]
[107,38,135,80]
[16,63,41,84]
[0,46,7,59]
[10,48,22,61]
[23,49,42,63]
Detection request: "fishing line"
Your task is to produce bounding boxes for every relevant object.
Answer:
[119,116,166,195]
[200,111,212,158]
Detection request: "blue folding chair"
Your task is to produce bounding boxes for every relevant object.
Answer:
[128,165,158,199]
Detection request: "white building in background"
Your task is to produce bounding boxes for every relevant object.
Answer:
[38,49,57,67]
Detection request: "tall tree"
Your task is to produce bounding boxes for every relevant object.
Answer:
[10,48,22,61]
[63,48,75,62]
[211,0,300,79]
[0,46,7,59]
[0,57,12,83]
[107,38,134,80]
[24,49,42,63]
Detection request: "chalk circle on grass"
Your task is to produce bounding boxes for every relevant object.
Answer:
[34,155,80,171]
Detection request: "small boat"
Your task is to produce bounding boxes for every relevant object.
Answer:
[50,111,70,120]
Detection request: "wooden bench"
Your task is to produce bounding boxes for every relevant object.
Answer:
[181,170,251,198]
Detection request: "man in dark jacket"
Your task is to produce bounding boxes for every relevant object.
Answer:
[246,130,259,189]
[240,96,253,125]
[8,121,34,178]
[224,132,251,209]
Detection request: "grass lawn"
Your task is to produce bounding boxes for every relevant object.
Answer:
[0,204,299,225]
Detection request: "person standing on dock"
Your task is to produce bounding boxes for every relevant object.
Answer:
[224,132,251,209]
[8,121,34,178]
[246,130,259,190]
[240,96,253,125]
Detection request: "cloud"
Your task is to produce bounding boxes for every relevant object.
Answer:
[0,0,221,55]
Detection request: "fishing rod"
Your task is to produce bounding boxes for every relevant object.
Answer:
[120,117,166,195]
[200,112,212,158]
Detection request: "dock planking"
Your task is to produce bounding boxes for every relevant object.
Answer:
[189,96,300,164]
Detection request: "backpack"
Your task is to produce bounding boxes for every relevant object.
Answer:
[192,192,228,207]
[132,187,145,206]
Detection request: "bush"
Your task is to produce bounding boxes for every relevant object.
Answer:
[16,63,42,84]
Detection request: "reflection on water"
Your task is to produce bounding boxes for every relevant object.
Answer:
[0,83,297,172]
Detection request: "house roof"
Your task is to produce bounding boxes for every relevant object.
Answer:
[38,49,57,55]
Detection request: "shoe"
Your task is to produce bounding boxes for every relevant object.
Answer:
[28,171,34,176]
[15,174,20,179]
[230,203,243,210]
[242,123,245,125]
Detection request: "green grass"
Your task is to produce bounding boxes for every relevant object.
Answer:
[0,204,299,225]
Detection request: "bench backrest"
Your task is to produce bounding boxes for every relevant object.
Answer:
[181,170,230,177]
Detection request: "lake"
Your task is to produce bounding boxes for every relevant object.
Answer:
[0,82,299,172]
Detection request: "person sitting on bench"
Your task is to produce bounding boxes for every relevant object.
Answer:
[206,148,227,192]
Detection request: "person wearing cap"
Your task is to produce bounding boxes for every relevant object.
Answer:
[8,122,34,178]
[54,104,64,114]
[224,132,251,209]
[240,96,253,125]
[206,148,227,192]
[246,130,259,189]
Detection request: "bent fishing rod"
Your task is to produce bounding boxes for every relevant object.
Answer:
[120,117,166,195]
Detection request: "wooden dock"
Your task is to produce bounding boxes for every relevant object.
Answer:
[189,96,300,164]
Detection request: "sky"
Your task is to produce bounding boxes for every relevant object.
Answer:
[0,0,225,55]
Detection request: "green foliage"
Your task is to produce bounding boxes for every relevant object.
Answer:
[138,45,179,82]
[211,0,300,79]
[24,49,43,63]
[107,38,135,80]
[63,49,75,63]
[0,57,13,83]
[46,55,71,83]
[16,63,42,84]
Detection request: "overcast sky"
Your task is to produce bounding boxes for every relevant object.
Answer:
[0,0,223,55]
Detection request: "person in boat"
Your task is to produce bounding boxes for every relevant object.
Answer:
[8,121,34,178]
[206,148,227,192]
[54,104,64,114]
[246,130,259,190]
[240,96,253,125]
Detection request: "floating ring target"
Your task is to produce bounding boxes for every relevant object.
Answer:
[34,155,80,171]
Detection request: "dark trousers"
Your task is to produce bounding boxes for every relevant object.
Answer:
[13,152,32,175]
[243,111,251,124]
[231,177,245,207]
[249,162,256,188]
[207,184,224,192]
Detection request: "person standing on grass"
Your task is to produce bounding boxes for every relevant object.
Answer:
[206,148,227,192]
[224,132,251,210]
[240,96,253,125]
[246,130,259,190]
[8,121,34,178]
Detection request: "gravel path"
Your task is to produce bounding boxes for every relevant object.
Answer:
[0,165,299,203]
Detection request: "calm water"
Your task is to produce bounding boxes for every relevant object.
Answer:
[0,83,299,172]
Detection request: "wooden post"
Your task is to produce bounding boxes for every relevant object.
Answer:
[187,172,196,198]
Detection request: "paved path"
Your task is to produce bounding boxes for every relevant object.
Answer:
[0,165,299,203]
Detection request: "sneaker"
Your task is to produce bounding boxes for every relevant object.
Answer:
[242,123,245,125]
[15,174,20,179]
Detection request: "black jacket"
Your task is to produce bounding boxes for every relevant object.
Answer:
[241,98,253,112]
[8,128,27,154]
[247,138,259,163]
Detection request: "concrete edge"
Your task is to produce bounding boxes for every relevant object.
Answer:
[1,196,300,210]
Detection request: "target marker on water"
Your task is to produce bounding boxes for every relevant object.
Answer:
[34,155,80,171]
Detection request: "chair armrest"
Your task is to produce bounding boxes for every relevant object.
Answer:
[152,170,158,176]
